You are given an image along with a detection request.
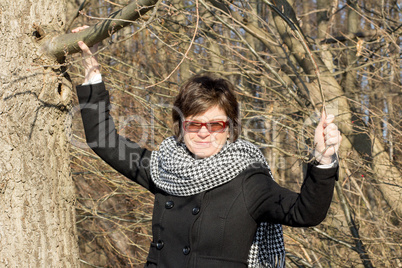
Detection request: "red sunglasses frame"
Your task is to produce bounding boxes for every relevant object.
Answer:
[182,121,229,133]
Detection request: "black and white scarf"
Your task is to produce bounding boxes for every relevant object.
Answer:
[150,137,285,267]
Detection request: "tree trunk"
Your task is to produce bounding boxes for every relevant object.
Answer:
[0,0,79,266]
[344,0,359,102]
[316,0,337,72]
[175,0,191,81]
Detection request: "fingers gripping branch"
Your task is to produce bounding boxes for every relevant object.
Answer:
[313,109,342,165]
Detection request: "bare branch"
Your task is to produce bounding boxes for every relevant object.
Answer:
[43,0,159,62]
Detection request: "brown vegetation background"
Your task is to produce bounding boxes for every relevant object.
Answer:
[67,0,401,267]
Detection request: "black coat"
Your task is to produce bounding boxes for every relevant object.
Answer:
[76,83,338,268]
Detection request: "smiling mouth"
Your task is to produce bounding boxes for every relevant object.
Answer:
[194,141,212,147]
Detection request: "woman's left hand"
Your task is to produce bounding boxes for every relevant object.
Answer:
[71,25,100,84]
[313,111,342,165]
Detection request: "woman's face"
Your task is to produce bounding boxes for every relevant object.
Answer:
[183,105,229,158]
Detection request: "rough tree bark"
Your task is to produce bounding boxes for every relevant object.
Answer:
[0,0,158,265]
[0,0,78,266]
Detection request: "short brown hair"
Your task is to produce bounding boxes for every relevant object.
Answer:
[172,73,240,142]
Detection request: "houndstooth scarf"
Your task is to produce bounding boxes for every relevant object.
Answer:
[150,137,285,268]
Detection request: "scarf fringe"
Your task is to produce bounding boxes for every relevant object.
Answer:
[249,254,285,268]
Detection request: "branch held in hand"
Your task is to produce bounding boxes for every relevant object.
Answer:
[43,0,159,62]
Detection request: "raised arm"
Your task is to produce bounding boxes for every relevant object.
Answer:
[243,163,338,227]
[76,82,154,191]
[74,26,155,192]
[244,112,341,226]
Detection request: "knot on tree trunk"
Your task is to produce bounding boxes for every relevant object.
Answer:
[33,23,46,40]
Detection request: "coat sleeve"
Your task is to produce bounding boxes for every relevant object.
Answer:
[76,82,155,192]
[243,163,338,227]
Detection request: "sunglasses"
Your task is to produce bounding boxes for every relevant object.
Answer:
[183,121,229,133]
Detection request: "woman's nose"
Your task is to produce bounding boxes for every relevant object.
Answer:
[197,126,210,137]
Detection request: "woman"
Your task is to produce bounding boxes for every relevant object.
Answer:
[74,27,341,268]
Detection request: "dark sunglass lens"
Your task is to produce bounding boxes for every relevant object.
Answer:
[186,122,202,132]
[208,122,225,132]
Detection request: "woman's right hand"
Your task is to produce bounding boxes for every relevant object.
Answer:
[72,25,100,84]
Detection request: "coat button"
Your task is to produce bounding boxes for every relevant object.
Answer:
[183,246,191,255]
[192,207,200,215]
[165,201,174,209]
[156,240,164,250]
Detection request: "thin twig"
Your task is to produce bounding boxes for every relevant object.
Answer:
[145,0,200,89]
